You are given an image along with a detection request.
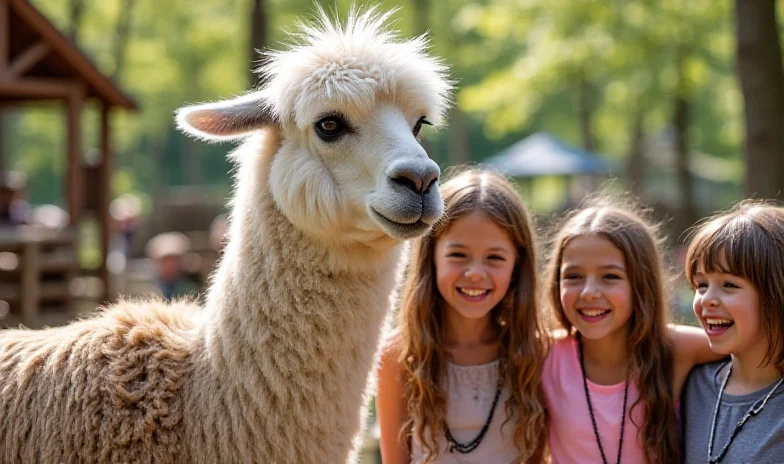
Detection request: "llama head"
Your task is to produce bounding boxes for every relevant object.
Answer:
[176,7,452,245]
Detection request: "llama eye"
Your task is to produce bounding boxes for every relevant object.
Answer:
[413,116,432,138]
[315,115,348,142]
[321,120,338,131]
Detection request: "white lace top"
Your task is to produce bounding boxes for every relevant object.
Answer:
[410,360,520,464]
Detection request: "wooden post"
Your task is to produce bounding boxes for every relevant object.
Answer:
[99,102,113,303]
[0,0,8,75]
[65,90,84,226]
[20,240,40,327]
[0,0,7,179]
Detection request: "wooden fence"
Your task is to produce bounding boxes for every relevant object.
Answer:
[0,226,77,328]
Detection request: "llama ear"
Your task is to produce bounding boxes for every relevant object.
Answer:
[176,92,279,141]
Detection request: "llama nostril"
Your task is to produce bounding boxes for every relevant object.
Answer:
[391,175,422,193]
[421,161,440,195]
[423,175,438,193]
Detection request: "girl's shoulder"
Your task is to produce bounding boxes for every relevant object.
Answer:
[668,324,726,398]
[684,361,726,393]
[379,328,405,364]
[377,329,407,389]
[541,333,582,399]
[543,332,577,371]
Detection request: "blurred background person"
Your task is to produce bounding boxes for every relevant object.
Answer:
[0,171,30,227]
[209,213,228,254]
[145,232,199,301]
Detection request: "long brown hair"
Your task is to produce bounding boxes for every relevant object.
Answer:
[685,200,784,368]
[398,168,546,463]
[543,197,679,464]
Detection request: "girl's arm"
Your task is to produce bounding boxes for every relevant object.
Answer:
[668,324,726,397]
[376,337,410,464]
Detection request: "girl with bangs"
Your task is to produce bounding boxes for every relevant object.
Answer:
[376,169,546,463]
[683,202,784,463]
[542,198,720,464]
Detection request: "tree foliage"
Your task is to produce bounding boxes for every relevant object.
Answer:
[5,0,774,211]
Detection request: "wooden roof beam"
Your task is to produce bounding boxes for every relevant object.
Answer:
[5,41,50,79]
[65,86,86,226]
[0,0,8,72]
[0,77,85,98]
[8,0,137,109]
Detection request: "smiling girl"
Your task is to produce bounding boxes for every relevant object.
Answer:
[542,199,720,464]
[376,169,546,463]
[682,202,784,463]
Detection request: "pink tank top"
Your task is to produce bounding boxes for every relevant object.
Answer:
[542,336,646,464]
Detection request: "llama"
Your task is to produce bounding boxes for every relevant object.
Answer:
[0,9,450,463]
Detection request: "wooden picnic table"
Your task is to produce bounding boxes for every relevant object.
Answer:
[0,225,77,327]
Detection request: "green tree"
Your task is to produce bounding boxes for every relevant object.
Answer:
[735,0,784,200]
[459,0,738,220]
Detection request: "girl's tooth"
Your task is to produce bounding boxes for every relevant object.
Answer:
[460,288,487,296]
[583,310,606,316]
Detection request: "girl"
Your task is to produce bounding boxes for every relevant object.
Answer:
[542,199,720,464]
[682,202,784,463]
[377,169,546,464]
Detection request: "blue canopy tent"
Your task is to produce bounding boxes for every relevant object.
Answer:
[484,132,615,210]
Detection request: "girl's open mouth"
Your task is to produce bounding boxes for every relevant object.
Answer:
[704,317,735,335]
[577,308,611,322]
[457,287,491,302]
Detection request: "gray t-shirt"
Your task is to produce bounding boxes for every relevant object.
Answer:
[682,361,784,464]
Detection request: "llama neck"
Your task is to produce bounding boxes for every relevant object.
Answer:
[203,202,399,381]
[189,133,401,462]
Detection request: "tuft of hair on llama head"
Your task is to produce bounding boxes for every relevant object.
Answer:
[177,5,452,248]
[0,6,452,464]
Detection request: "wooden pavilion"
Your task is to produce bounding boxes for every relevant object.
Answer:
[0,0,138,310]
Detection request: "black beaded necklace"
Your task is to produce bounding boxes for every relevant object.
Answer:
[707,362,784,463]
[444,379,503,453]
[578,334,629,464]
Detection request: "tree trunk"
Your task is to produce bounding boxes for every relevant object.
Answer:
[249,0,268,89]
[111,0,136,81]
[736,0,784,199]
[625,110,645,197]
[673,92,694,234]
[576,72,596,152]
[68,0,86,42]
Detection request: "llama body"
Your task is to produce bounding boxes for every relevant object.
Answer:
[0,9,450,463]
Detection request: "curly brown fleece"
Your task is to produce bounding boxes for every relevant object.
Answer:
[0,301,195,464]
